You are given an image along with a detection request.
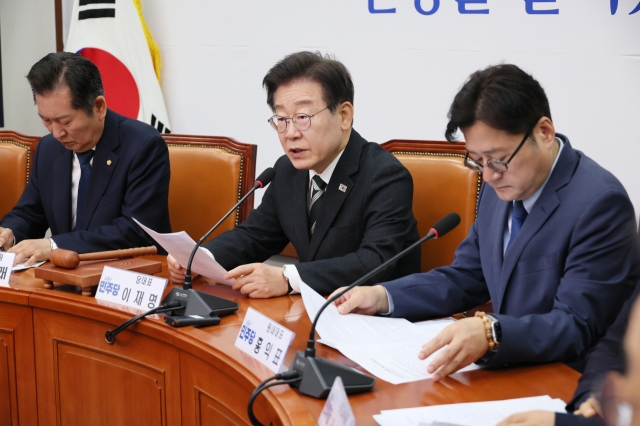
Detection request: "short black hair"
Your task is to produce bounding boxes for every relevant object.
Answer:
[26,52,104,116]
[263,51,354,114]
[445,64,551,142]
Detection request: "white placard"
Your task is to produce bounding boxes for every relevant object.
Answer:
[95,266,168,311]
[318,376,356,426]
[234,307,295,373]
[0,252,16,287]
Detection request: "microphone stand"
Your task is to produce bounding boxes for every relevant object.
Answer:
[162,171,274,319]
[289,213,461,398]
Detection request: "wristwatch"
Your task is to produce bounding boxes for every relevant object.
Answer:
[488,314,502,347]
[282,265,294,295]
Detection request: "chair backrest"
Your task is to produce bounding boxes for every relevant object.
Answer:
[162,134,257,243]
[381,139,482,273]
[0,131,40,220]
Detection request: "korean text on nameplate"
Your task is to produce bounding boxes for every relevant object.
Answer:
[95,266,168,311]
[0,252,16,287]
[234,307,295,373]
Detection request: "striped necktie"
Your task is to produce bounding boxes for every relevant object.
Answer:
[309,175,327,235]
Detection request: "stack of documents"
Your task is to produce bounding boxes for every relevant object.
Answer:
[299,281,479,384]
[373,395,567,425]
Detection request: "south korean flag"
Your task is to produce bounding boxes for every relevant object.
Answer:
[66,0,171,133]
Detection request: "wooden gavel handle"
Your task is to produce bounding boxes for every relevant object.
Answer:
[78,246,157,261]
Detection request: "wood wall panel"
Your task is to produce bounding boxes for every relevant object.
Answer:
[0,302,37,426]
[33,308,181,426]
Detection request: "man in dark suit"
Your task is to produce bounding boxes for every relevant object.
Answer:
[333,64,639,379]
[168,51,420,298]
[0,52,171,264]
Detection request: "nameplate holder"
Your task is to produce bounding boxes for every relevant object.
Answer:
[318,376,356,426]
[0,252,16,287]
[95,266,168,311]
[234,307,295,373]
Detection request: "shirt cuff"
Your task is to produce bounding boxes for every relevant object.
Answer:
[49,238,58,251]
[283,264,301,293]
[379,286,394,316]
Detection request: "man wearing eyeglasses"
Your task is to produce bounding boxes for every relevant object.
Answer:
[332,64,639,378]
[167,51,420,298]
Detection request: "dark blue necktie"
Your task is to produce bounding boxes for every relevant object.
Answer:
[506,200,527,251]
[76,150,95,230]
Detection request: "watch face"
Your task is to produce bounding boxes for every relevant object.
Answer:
[492,320,502,343]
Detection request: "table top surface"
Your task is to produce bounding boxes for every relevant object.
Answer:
[0,255,581,425]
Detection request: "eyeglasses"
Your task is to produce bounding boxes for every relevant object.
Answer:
[463,127,534,174]
[267,106,329,133]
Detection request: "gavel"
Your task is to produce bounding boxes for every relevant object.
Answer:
[50,246,158,269]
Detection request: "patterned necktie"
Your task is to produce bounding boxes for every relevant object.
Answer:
[506,200,528,251]
[309,175,327,235]
[76,150,95,230]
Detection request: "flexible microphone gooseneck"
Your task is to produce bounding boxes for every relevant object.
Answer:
[161,167,276,320]
[183,167,276,291]
[289,212,461,398]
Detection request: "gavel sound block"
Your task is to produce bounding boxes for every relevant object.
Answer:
[34,246,162,296]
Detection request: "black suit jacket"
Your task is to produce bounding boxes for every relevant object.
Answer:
[0,110,171,252]
[205,129,421,294]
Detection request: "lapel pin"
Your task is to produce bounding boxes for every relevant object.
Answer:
[106,160,112,166]
[339,184,347,192]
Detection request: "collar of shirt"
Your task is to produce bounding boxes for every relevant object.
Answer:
[521,136,564,213]
[308,147,346,191]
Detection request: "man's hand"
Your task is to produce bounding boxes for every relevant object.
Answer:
[418,317,489,381]
[330,285,390,315]
[496,410,555,425]
[226,263,288,298]
[8,238,51,266]
[573,396,600,418]
[0,227,14,251]
[166,254,200,284]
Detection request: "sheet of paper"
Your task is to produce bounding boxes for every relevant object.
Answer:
[133,218,233,285]
[373,395,567,426]
[12,259,47,272]
[299,281,479,385]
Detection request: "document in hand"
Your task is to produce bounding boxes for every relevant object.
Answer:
[133,218,233,285]
[299,281,479,385]
[373,395,567,426]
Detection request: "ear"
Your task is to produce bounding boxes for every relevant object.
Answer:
[535,116,556,148]
[94,96,107,121]
[339,102,354,131]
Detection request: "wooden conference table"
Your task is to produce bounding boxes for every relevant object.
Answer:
[0,256,580,426]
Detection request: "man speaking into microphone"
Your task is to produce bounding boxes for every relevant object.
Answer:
[333,64,639,379]
[168,51,420,298]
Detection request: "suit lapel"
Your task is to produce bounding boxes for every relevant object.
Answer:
[494,138,578,312]
[81,110,120,230]
[292,170,311,259]
[307,130,363,260]
[52,149,73,233]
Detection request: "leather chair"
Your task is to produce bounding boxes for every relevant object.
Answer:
[162,135,257,243]
[381,139,482,273]
[0,131,40,220]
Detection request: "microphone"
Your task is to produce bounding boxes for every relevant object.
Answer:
[289,212,461,398]
[162,167,276,320]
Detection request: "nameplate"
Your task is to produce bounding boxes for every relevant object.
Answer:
[95,266,167,311]
[318,376,356,426]
[0,252,16,287]
[234,307,295,373]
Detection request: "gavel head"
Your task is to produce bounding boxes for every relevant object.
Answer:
[50,248,81,269]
